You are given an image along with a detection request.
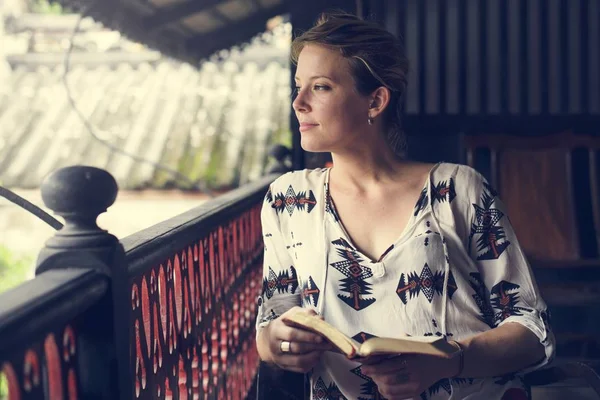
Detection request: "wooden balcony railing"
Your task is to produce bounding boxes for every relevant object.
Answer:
[0,165,279,399]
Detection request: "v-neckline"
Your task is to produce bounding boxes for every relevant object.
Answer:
[324,162,441,264]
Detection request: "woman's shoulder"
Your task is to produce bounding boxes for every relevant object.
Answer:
[269,168,328,192]
[430,162,490,204]
[431,162,485,183]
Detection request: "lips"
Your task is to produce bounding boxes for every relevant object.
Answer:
[299,122,319,132]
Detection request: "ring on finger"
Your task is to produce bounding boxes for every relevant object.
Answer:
[280,340,292,353]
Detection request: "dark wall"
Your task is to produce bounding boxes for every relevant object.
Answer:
[367,0,600,162]
[293,0,600,165]
[289,0,600,361]
[381,0,600,117]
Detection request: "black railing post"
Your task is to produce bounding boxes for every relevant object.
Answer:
[267,144,293,173]
[35,166,131,400]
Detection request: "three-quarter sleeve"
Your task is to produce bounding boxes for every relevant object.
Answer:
[465,170,555,372]
[255,184,301,334]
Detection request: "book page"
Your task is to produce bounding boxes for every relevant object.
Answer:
[358,336,459,358]
[283,313,459,360]
[282,312,360,357]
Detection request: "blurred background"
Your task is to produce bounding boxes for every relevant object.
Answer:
[0,0,293,290]
[0,2,599,396]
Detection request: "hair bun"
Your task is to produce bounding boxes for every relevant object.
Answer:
[316,10,362,26]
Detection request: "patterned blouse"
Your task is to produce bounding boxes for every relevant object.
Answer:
[255,162,555,400]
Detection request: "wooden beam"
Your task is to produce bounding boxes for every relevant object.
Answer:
[210,7,231,25]
[185,2,291,59]
[143,0,224,31]
[70,0,196,64]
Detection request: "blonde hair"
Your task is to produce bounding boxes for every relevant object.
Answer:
[292,11,410,157]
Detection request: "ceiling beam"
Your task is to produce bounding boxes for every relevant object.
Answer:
[68,0,195,63]
[143,0,224,31]
[185,1,291,60]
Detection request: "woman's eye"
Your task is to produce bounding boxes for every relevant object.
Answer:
[313,85,330,91]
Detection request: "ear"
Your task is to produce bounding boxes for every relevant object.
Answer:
[368,86,391,118]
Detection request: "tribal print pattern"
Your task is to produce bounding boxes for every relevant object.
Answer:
[413,178,456,217]
[432,178,456,204]
[272,185,317,216]
[423,319,454,339]
[490,281,532,324]
[350,366,387,400]
[301,276,321,308]
[325,182,341,222]
[421,378,474,400]
[352,331,377,344]
[258,309,278,325]
[414,188,428,216]
[469,182,511,260]
[330,238,376,311]
[262,266,298,300]
[469,272,495,327]
[264,186,273,203]
[313,377,347,400]
[396,263,457,304]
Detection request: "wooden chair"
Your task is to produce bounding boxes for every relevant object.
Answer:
[526,360,600,399]
[464,130,600,397]
[464,131,600,263]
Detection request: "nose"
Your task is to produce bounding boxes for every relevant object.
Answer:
[292,87,310,113]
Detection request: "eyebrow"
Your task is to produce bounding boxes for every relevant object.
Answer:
[294,75,334,82]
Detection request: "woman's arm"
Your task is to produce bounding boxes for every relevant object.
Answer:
[255,183,302,345]
[362,322,546,400]
[255,184,332,372]
[257,327,274,363]
[460,167,555,372]
[454,322,546,378]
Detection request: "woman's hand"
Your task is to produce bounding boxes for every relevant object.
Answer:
[259,307,333,373]
[360,353,459,400]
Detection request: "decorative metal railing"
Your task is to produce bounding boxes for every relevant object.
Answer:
[0,269,109,399]
[0,165,278,399]
[124,188,266,399]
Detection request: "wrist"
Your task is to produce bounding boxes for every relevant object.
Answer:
[257,325,275,363]
[446,340,464,378]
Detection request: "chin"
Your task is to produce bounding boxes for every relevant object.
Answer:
[300,138,331,153]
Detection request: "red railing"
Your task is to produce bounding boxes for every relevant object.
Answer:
[0,166,278,399]
[128,207,264,399]
[0,269,109,400]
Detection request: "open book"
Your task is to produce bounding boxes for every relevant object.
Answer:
[283,312,459,360]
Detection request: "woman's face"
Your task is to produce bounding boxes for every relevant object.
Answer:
[293,44,372,154]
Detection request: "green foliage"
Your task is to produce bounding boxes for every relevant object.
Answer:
[29,0,68,15]
[0,247,32,398]
[0,371,7,400]
[272,128,292,148]
[0,245,32,294]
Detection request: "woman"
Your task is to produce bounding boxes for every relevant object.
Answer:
[255,11,554,400]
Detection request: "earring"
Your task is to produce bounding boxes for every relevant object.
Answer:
[368,116,374,125]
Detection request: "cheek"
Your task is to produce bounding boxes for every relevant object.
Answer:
[322,99,366,130]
